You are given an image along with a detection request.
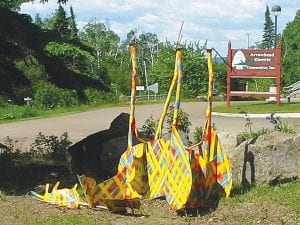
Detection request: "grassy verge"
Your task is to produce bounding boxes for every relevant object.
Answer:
[213,101,300,113]
[0,99,167,124]
[223,182,300,213]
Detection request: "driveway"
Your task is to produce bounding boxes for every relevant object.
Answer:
[0,102,299,150]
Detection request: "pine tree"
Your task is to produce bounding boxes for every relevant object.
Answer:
[69,6,78,41]
[261,5,275,49]
[34,13,43,27]
[51,4,70,39]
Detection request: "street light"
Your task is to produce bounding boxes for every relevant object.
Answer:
[271,5,281,48]
[246,32,250,49]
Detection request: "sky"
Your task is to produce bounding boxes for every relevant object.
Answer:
[20,0,299,56]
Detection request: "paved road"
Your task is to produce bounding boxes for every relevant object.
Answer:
[0,102,299,150]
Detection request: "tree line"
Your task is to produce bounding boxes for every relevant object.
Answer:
[0,1,299,108]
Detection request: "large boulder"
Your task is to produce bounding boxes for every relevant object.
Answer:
[217,132,238,157]
[67,113,134,180]
[231,132,300,186]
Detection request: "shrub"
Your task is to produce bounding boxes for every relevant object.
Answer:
[166,105,191,134]
[30,132,72,161]
[0,113,16,120]
[0,96,9,108]
[84,88,114,104]
[59,89,78,107]
[34,82,78,108]
[18,106,39,118]
[34,82,61,109]
[141,115,158,140]
[193,126,203,143]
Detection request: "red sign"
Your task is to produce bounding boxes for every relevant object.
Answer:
[232,49,278,72]
[226,41,282,106]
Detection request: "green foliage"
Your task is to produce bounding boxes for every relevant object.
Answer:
[0,190,6,201]
[83,88,114,104]
[224,182,300,214]
[34,13,43,27]
[141,115,158,140]
[30,132,72,161]
[280,122,295,134]
[147,41,175,94]
[44,42,93,73]
[166,105,191,134]
[47,4,70,39]
[0,113,16,120]
[36,215,98,225]
[236,107,295,141]
[182,42,207,98]
[261,5,275,49]
[214,102,300,114]
[34,82,77,109]
[0,96,9,108]
[34,82,62,108]
[239,127,270,140]
[69,6,78,41]
[282,10,300,86]
[193,125,203,143]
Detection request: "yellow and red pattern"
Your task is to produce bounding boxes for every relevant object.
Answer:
[77,46,232,213]
[31,182,84,209]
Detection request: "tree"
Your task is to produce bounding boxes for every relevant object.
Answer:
[80,20,120,71]
[0,7,109,102]
[48,4,70,39]
[261,5,275,49]
[34,13,43,27]
[69,6,78,41]
[282,10,300,86]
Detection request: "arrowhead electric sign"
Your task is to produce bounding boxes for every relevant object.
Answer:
[231,49,279,73]
[226,41,282,106]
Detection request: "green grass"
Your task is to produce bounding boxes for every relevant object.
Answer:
[33,215,100,225]
[0,99,167,124]
[213,101,300,114]
[223,182,300,213]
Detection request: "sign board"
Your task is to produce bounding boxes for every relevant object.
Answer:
[232,49,278,72]
[226,41,282,106]
[147,82,158,94]
[136,86,145,91]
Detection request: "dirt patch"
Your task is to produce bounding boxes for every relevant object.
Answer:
[0,195,299,225]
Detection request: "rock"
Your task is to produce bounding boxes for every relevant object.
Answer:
[217,132,238,157]
[231,132,300,186]
[67,113,135,180]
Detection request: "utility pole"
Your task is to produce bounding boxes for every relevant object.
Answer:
[246,32,250,49]
[143,59,150,100]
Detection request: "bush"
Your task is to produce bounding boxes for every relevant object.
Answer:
[166,105,191,134]
[84,88,114,104]
[59,89,78,107]
[17,106,39,118]
[141,115,158,140]
[30,132,72,161]
[0,96,9,108]
[34,82,77,109]
[34,82,61,109]
[193,126,203,143]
